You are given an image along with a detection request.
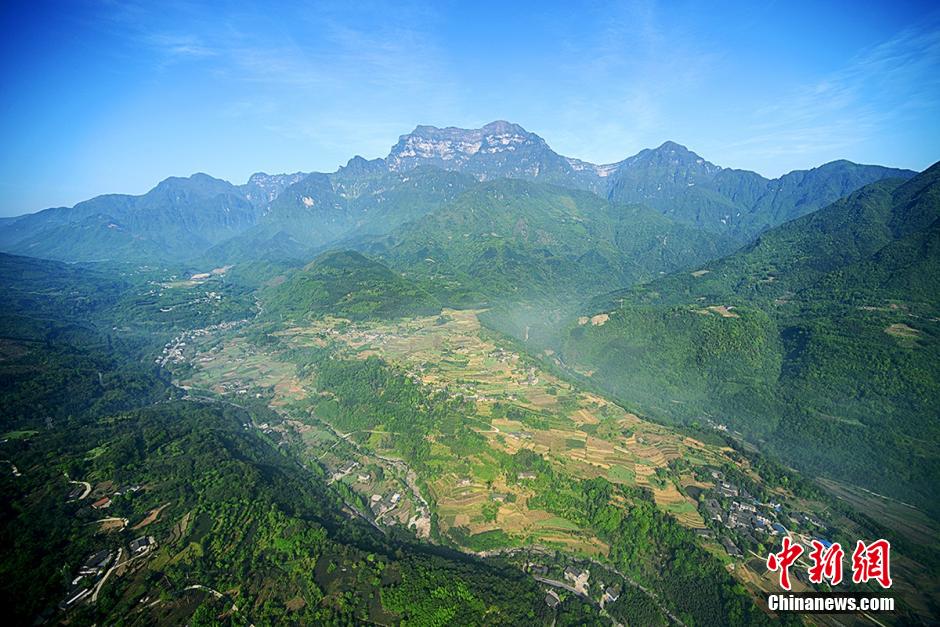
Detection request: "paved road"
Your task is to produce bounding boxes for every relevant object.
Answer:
[68,478,92,500]
[533,575,580,595]
[91,548,122,602]
[185,584,223,598]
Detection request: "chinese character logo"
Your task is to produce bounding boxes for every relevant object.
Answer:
[766,537,893,590]
[766,536,803,590]
[807,540,844,586]
[852,539,892,589]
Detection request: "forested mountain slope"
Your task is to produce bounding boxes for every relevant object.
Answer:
[263,250,441,321]
[561,164,940,512]
[362,178,739,304]
[0,174,262,262]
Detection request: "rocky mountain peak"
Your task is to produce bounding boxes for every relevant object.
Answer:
[387,121,546,171]
[242,171,309,207]
[337,155,386,177]
[152,172,236,199]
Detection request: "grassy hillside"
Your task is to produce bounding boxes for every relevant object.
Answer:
[562,164,940,512]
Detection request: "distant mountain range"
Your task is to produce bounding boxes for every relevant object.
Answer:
[0,121,916,265]
[2,120,937,624]
[384,122,914,238]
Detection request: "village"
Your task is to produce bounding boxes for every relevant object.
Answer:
[693,468,845,589]
[324,451,433,539]
[58,477,160,612]
[156,317,249,368]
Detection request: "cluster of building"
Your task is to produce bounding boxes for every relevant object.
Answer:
[564,565,591,594]
[698,469,830,560]
[251,422,276,435]
[58,535,155,612]
[537,563,621,610]
[518,366,540,386]
[155,318,246,367]
[698,472,782,556]
[331,460,359,483]
[156,290,223,314]
[702,417,729,433]
[370,491,402,517]
[488,347,520,365]
[89,484,142,511]
[59,549,114,609]
[129,535,155,556]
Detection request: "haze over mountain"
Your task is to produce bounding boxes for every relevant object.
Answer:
[360,178,739,304]
[1,119,933,526]
[562,163,940,513]
[0,122,915,266]
[4,0,940,622]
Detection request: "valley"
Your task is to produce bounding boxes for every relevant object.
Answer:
[3,0,939,622]
[165,301,940,624]
[1,120,937,626]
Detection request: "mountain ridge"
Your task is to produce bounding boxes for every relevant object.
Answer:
[0,121,919,265]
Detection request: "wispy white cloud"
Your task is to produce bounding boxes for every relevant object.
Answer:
[535,0,725,163]
[107,0,463,160]
[725,21,940,166]
[147,33,217,60]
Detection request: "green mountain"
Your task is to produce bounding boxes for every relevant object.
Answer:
[606,142,916,238]
[361,178,739,305]
[263,250,441,321]
[0,252,126,321]
[0,174,262,262]
[0,122,912,268]
[384,124,913,240]
[206,167,477,265]
[561,164,940,512]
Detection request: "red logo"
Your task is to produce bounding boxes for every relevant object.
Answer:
[766,536,803,591]
[766,538,893,590]
[807,540,844,586]
[851,539,892,589]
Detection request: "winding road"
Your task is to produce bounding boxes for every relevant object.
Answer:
[67,478,92,500]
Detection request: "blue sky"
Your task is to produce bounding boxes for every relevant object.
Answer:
[1,0,938,216]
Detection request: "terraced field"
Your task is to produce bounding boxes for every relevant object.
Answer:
[176,309,738,558]
[283,311,730,534]
[181,336,304,403]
